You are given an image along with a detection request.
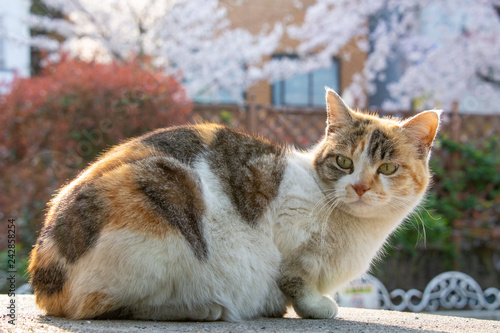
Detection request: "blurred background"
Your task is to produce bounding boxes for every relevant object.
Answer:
[0,0,499,314]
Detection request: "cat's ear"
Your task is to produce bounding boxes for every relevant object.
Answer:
[401,110,441,157]
[325,87,353,130]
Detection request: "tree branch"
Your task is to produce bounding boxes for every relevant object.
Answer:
[69,0,124,61]
[476,71,500,87]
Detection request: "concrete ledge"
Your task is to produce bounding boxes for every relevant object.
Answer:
[1,295,499,333]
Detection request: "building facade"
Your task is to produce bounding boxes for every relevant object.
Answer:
[0,0,31,93]
[222,0,367,107]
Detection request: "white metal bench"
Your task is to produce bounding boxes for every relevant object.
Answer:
[337,271,500,313]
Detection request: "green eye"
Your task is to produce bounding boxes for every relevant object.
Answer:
[378,163,399,175]
[336,155,353,170]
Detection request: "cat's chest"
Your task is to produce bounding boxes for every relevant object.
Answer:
[270,158,327,252]
[272,205,385,293]
[311,214,388,292]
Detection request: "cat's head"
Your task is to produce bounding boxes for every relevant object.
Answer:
[314,88,440,219]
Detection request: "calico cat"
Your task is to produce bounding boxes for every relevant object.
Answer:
[28,88,440,321]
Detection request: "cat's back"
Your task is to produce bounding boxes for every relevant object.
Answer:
[42,123,288,234]
[101,123,289,226]
[28,123,288,320]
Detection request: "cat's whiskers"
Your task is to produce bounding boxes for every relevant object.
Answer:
[407,208,427,247]
[320,196,340,220]
[379,197,428,247]
[318,193,342,260]
[310,189,338,218]
[375,199,407,218]
[311,188,336,196]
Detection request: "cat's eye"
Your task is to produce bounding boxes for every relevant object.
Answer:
[336,155,353,170]
[378,163,399,175]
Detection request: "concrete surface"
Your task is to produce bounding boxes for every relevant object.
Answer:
[1,295,499,333]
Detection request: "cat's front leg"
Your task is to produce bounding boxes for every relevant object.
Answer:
[278,275,338,319]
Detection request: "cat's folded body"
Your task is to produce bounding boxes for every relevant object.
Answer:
[29,89,440,321]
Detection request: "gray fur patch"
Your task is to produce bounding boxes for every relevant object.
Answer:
[31,263,66,297]
[278,275,307,299]
[51,184,107,263]
[206,127,286,226]
[141,127,205,165]
[368,129,396,162]
[135,156,208,261]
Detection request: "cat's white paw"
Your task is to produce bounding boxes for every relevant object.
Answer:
[206,303,223,321]
[190,303,223,321]
[293,295,338,319]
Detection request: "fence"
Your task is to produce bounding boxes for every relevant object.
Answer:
[191,102,500,149]
[337,271,500,320]
[191,102,330,148]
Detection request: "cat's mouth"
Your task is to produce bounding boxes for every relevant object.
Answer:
[349,199,373,207]
[344,192,389,208]
[344,196,373,206]
[340,198,382,218]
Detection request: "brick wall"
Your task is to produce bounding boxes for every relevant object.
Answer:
[222,0,367,105]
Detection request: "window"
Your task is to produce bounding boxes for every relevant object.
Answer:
[188,68,242,104]
[272,56,340,107]
[194,88,241,104]
[0,16,5,69]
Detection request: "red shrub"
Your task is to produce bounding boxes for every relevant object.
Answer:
[0,56,192,247]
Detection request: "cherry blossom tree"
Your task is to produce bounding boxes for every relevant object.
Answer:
[28,0,284,101]
[27,0,500,111]
[289,0,500,112]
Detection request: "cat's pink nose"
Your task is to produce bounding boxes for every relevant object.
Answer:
[352,184,370,197]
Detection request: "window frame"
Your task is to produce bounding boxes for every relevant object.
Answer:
[271,54,341,107]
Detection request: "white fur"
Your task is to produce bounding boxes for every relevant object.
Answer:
[68,157,283,321]
[66,146,423,321]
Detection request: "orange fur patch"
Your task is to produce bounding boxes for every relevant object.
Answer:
[72,292,114,319]
[36,286,69,317]
[194,123,221,145]
[82,142,156,182]
[94,163,178,238]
